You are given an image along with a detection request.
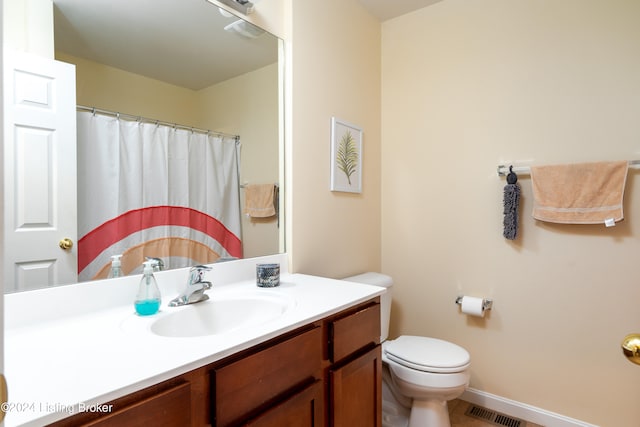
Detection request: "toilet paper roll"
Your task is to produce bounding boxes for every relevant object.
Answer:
[460,296,485,317]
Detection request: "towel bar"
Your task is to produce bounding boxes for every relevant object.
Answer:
[497,160,640,177]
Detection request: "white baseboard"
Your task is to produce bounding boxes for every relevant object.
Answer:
[461,388,600,427]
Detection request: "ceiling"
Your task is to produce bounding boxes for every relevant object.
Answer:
[359,0,444,21]
[51,0,441,91]
[52,0,278,90]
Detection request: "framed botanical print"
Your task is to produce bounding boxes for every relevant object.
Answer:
[330,117,362,193]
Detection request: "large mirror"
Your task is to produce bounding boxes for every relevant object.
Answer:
[7,0,282,291]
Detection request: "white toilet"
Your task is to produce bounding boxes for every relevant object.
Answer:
[345,273,470,427]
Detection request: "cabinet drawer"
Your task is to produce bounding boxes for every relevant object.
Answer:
[213,326,322,426]
[83,381,191,427]
[330,303,380,363]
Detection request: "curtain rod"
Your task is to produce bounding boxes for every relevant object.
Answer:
[497,160,640,177]
[77,105,240,141]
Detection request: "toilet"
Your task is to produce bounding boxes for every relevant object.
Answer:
[344,273,470,427]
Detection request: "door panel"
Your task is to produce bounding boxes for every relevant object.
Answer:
[3,51,77,292]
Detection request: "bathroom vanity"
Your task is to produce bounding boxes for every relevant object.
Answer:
[4,255,383,426]
[49,299,381,426]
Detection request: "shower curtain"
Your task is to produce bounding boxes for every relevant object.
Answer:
[77,111,242,281]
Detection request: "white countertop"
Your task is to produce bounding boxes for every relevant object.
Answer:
[4,255,384,426]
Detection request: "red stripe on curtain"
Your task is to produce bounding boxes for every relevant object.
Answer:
[78,205,242,272]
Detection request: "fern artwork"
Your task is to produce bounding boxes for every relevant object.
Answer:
[337,130,358,185]
[330,117,362,193]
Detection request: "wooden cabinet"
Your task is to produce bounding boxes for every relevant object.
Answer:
[326,302,382,427]
[47,298,380,427]
[244,380,324,427]
[49,379,195,427]
[211,299,382,427]
[329,302,381,363]
[81,382,192,427]
[212,326,323,426]
[329,347,382,427]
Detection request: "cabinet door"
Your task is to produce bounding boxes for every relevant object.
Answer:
[244,380,323,427]
[329,346,382,427]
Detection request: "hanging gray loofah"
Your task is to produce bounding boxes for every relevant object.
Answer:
[503,166,520,240]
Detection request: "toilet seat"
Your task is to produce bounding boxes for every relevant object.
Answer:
[384,336,470,373]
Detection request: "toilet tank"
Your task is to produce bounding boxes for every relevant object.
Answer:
[343,272,393,342]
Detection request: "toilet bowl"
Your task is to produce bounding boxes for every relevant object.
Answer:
[344,273,471,427]
[383,336,470,426]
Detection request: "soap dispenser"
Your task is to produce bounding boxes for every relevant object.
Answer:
[107,254,123,279]
[134,260,161,316]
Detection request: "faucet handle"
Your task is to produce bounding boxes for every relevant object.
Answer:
[189,265,212,285]
[145,257,165,272]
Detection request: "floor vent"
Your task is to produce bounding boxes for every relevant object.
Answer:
[465,404,527,427]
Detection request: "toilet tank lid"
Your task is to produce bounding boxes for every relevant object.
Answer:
[343,272,393,288]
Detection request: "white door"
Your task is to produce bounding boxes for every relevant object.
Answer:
[3,51,77,292]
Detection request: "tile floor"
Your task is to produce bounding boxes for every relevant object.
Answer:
[448,399,544,427]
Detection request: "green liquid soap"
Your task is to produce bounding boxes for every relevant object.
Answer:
[135,299,160,316]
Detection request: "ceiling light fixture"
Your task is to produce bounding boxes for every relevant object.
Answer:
[217,0,255,15]
[218,7,235,18]
[224,19,265,39]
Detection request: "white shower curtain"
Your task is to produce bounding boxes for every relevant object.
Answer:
[77,111,242,281]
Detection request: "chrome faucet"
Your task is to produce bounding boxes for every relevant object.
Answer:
[145,257,165,272]
[169,265,213,307]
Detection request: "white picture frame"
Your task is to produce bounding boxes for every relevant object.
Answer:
[330,117,362,193]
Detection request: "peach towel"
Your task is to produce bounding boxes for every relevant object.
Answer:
[530,161,628,224]
[244,184,276,218]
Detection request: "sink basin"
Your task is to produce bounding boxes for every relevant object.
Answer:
[150,292,293,338]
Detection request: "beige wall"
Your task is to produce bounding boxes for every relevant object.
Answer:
[12,0,638,424]
[381,1,640,425]
[57,52,199,125]
[288,0,382,277]
[198,63,280,258]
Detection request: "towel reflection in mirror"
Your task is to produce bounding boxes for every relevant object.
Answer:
[243,183,279,218]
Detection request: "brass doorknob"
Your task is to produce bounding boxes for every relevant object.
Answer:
[621,333,640,365]
[59,238,73,250]
[0,374,6,422]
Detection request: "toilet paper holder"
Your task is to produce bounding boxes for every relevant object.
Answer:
[455,296,493,311]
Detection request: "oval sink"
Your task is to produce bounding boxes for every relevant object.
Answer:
[151,292,292,338]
